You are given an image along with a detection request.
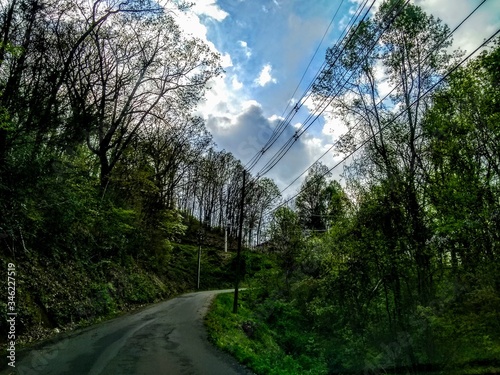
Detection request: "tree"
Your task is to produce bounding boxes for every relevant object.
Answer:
[245,177,281,246]
[323,180,350,225]
[0,1,178,167]
[64,8,221,188]
[140,113,212,211]
[423,41,500,288]
[269,206,304,290]
[314,0,455,305]
[295,162,332,231]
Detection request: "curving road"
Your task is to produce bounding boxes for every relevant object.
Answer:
[2,290,253,375]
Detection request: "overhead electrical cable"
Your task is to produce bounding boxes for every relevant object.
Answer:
[253,0,408,180]
[246,0,378,179]
[253,0,408,179]
[268,26,499,215]
[243,0,367,172]
[244,0,357,172]
[245,0,407,199]
[277,0,488,196]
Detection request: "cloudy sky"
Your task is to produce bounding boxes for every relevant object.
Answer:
[175,0,500,196]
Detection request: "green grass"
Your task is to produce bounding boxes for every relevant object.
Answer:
[205,291,500,375]
[204,291,328,375]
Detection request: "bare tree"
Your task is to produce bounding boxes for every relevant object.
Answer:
[63,8,221,188]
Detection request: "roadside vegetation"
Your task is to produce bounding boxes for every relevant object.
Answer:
[206,1,500,374]
[0,223,232,349]
[206,290,329,375]
[0,0,278,353]
[1,0,499,374]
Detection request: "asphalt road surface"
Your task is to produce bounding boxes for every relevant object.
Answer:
[2,290,253,375]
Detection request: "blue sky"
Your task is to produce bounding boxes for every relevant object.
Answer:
[204,0,341,113]
[172,0,500,194]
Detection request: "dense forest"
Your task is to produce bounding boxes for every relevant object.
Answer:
[0,0,279,346]
[206,1,500,374]
[1,0,499,374]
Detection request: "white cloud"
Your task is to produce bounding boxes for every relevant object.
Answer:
[204,101,311,188]
[161,0,232,64]
[192,0,229,22]
[199,77,345,191]
[322,115,348,140]
[268,114,283,123]
[242,99,262,110]
[173,11,209,40]
[220,53,233,68]
[300,94,316,113]
[416,0,500,56]
[162,1,225,56]
[373,58,393,99]
[238,40,252,58]
[254,64,278,87]
[231,75,243,90]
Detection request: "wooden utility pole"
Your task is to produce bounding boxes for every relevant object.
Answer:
[197,241,202,289]
[197,204,203,290]
[233,170,246,314]
[224,225,228,253]
[197,216,209,290]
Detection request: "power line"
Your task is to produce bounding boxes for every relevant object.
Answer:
[253,0,408,180]
[243,0,376,194]
[254,0,410,179]
[268,26,499,216]
[245,0,407,199]
[279,0,487,196]
[250,0,379,178]
[244,0,368,173]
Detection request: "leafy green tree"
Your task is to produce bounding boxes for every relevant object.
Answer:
[323,180,350,225]
[269,207,304,290]
[295,162,333,231]
[423,41,500,303]
[315,0,456,308]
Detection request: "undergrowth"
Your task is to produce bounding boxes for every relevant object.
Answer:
[205,291,328,375]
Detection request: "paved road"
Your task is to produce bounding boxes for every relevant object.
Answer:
[1,290,253,375]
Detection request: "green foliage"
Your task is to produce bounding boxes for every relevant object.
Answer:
[126,273,158,303]
[295,162,333,231]
[207,34,500,375]
[94,205,139,258]
[205,292,328,375]
[91,282,118,315]
[1,1,499,374]
[161,210,188,240]
[0,0,275,358]
[0,106,13,131]
[268,207,305,292]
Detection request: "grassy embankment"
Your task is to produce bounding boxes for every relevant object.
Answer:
[205,290,500,375]
[205,290,329,375]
